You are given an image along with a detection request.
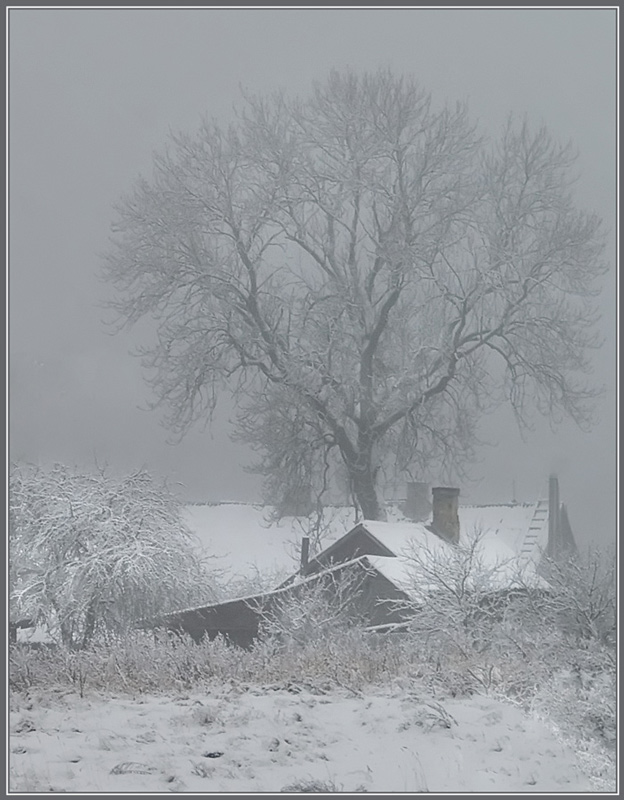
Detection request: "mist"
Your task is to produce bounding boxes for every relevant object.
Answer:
[8,8,617,546]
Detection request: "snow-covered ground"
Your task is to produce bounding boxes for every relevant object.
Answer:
[9,684,596,793]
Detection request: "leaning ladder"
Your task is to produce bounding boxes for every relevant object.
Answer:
[518,499,549,565]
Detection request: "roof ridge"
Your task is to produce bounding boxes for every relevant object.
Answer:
[460,502,536,508]
[186,500,543,509]
[185,500,266,507]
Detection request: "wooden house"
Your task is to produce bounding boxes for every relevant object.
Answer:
[159,476,575,646]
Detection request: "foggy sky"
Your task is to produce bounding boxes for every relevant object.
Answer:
[8,8,617,546]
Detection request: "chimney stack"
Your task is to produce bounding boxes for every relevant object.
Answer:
[404,482,432,522]
[300,536,310,575]
[431,487,460,544]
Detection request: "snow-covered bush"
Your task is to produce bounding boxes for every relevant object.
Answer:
[401,531,615,668]
[258,566,368,647]
[530,656,616,791]
[536,547,616,646]
[394,531,616,787]
[9,462,217,649]
[399,530,540,664]
[386,531,615,743]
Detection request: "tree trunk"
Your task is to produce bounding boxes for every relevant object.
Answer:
[81,600,97,650]
[350,463,386,521]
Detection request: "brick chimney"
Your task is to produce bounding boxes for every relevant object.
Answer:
[300,535,310,576]
[403,482,432,522]
[430,486,460,544]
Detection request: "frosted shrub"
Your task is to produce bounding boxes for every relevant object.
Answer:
[10,625,421,695]
[533,662,616,746]
[9,462,217,649]
[531,657,616,791]
[398,531,533,690]
[537,548,616,646]
[382,534,616,723]
[259,567,367,647]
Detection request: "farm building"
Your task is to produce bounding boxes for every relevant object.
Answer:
[160,476,575,646]
[11,475,575,646]
[161,554,411,648]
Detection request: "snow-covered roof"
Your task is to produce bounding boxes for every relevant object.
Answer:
[182,499,550,592]
[459,502,549,558]
[182,502,419,579]
[182,503,357,581]
[163,555,378,618]
[369,501,549,563]
[164,502,550,623]
[360,519,444,558]
[353,516,549,596]
[365,554,415,594]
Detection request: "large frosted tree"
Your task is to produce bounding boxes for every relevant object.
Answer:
[9,463,215,648]
[103,69,607,520]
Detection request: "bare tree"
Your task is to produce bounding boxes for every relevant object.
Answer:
[103,68,607,520]
[9,462,216,649]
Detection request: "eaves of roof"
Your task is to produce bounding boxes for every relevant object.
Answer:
[161,554,378,620]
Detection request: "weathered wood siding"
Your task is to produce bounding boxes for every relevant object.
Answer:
[162,558,412,646]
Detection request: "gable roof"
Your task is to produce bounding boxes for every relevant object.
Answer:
[183,497,558,600]
[459,501,550,565]
[304,501,549,569]
[160,552,413,642]
[302,522,396,573]
[303,507,551,598]
[163,501,554,640]
[182,502,402,582]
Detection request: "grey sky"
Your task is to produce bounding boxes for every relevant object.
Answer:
[8,8,617,545]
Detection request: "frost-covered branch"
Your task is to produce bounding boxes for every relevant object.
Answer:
[103,69,608,521]
[9,462,217,649]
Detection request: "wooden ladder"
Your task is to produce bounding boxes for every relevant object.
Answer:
[518,500,548,563]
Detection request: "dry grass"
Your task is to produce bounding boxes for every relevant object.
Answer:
[280,778,343,792]
[10,571,616,793]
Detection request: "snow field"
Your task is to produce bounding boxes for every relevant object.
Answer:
[9,684,594,793]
